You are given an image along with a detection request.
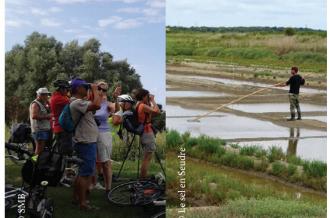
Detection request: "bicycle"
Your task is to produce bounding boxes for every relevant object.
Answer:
[5,142,54,218]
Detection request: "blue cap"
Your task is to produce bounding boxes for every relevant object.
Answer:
[71,78,89,93]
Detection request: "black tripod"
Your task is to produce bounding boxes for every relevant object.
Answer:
[115,132,166,180]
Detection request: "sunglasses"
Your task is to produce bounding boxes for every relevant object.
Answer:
[98,87,108,92]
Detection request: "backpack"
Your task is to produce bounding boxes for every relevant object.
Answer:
[122,103,147,136]
[58,104,75,132]
[22,150,64,187]
[58,100,83,133]
[9,123,32,143]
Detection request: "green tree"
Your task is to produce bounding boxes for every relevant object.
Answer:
[5,32,142,124]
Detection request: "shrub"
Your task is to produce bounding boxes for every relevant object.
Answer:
[181,131,191,143]
[196,135,224,154]
[287,164,297,176]
[237,156,254,170]
[220,152,239,167]
[166,130,183,149]
[219,198,326,218]
[185,137,199,149]
[287,155,304,165]
[271,161,287,177]
[254,158,269,172]
[229,143,240,149]
[303,160,327,178]
[284,27,295,36]
[239,145,261,156]
[267,146,285,162]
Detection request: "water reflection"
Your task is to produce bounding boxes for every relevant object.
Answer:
[287,128,300,157]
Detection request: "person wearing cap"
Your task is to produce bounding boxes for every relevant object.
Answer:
[29,87,52,154]
[92,81,121,194]
[70,78,102,210]
[49,80,72,155]
[276,67,305,121]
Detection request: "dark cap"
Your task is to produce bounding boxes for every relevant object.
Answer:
[71,78,89,93]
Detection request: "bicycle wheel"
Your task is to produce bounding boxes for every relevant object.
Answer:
[38,198,54,218]
[108,180,162,206]
[151,211,166,218]
[5,186,16,210]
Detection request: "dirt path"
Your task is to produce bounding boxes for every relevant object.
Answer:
[167,62,327,89]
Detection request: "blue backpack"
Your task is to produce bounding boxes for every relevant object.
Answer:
[59,104,75,132]
[59,101,84,133]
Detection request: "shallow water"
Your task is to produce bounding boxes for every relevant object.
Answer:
[167,105,326,161]
[235,137,327,162]
[304,116,327,123]
[228,103,326,113]
[166,90,228,97]
[182,75,326,94]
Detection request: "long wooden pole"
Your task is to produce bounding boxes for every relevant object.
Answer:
[188,82,284,122]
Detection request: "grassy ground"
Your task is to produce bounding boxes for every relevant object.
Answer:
[167,198,326,218]
[5,130,166,218]
[166,130,327,192]
[167,31,326,73]
[166,151,326,218]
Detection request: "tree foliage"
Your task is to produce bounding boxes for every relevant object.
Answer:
[5,32,142,124]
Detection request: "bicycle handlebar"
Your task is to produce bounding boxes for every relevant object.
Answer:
[5,143,33,157]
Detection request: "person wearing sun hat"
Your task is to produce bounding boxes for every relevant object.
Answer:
[29,87,52,155]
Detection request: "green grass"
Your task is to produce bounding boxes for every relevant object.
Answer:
[167,31,327,73]
[303,161,327,178]
[5,130,166,218]
[167,130,327,192]
[166,129,183,149]
[167,198,326,218]
[271,161,287,177]
[167,198,327,218]
[267,146,285,162]
[166,151,326,217]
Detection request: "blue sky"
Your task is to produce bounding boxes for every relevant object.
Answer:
[5,0,165,104]
[167,0,326,30]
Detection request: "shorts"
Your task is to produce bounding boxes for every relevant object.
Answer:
[74,143,97,176]
[32,130,50,141]
[97,132,112,162]
[140,131,156,153]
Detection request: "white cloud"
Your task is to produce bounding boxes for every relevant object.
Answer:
[114,19,142,29]
[64,28,82,33]
[53,0,90,4]
[76,34,97,39]
[6,19,31,28]
[143,8,159,16]
[118,0,143,3]
[146,0,165,8]
[49,7,62,13]
[166,0,326,29]
[98,16,122,27]
[116,7,141,13]
[31,8,47,16]
[40,18,62,27]
[98,16,142,29]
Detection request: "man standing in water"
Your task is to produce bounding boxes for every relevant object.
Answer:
[276,67,305,121]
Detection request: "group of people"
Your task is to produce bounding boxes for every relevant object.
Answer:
[29,78,160,210]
